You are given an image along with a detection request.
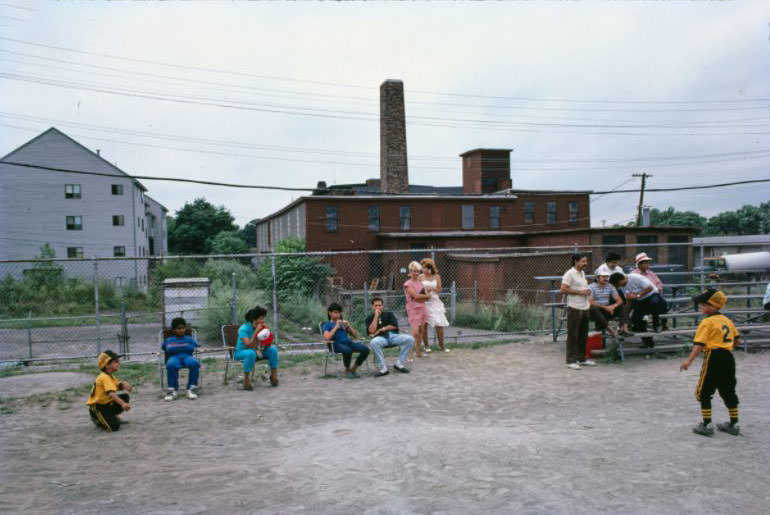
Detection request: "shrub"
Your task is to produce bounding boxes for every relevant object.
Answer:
[455,291,551,332]
[255,237,333,302]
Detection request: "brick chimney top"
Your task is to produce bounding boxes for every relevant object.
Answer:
[380,79,409,194]
[461,148,513,194]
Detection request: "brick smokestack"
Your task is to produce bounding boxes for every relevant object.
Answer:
[380,79,409,194]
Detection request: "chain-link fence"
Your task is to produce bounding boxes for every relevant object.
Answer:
[1,242,768,363]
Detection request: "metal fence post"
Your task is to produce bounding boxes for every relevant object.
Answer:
[363,282,369,317]
[450,281,456,323]
[698,243,705,289]
[550,285,558,342]
[119,300,129,358]
[93,257,102,355]
[230,272,238,325]
[473,280,478,311]
[271,255,279,343]
[27,311,32,359]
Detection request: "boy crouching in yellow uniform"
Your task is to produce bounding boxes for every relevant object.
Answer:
[680,289,741,436]
[87,350,133,432]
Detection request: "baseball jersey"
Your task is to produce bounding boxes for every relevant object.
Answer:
[87,372,120,405]
[693,313,740,351]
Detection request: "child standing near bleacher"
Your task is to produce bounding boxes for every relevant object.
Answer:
[680,289,741,436]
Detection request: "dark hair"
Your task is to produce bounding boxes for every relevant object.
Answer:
[244,305,268,322]
[609,272,625,286]
[327,302,343,319]
[571,253,586,265]
[605,251,621,262]
[171,317,186,330]
[371,297,384,305]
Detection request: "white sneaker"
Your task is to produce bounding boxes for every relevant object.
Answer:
[164,389,178,401]
[579,360,597,367]
[566,363,581,370]
[186,389,198,400]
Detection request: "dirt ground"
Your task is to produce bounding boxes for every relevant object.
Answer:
[1,339,768,515]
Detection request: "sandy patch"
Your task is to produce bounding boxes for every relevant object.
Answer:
[0,372,93,398]
[0,340,768,514]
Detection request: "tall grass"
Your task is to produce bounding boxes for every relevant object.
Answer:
[454,291,551,333]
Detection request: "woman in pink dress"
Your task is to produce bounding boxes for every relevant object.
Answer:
[403,261,432,358]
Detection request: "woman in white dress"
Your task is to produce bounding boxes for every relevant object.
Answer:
[419,258,450,352]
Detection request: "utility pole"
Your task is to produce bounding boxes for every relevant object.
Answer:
[632,173,651,227]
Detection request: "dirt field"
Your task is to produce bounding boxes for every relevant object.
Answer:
[1,339,768,515]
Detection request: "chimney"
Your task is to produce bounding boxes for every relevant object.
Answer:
[380,79,409,194]
[460,148,513,194]
[95,149,100,156]
[642,206,651,227]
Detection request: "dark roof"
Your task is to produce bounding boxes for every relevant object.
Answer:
[323,182,463,195]
[459,148,513,157]
[378,231,524,239]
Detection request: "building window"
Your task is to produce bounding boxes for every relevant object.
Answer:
[67,247,83,258]
[112,184,123,195]
[547,201,557,224]
[113,246,126,257]
[66,216,82,230]
[368,205,380,232]
[64,184,81,199]
[399,206,411,231]
[489,206,501,229]
[141,218,145,231]
[462,205,474,230]
[524,201,534,224]
[115,277,126,288]
[112,215,125,226]
[668,235,688,265]
[636,235,658,263]
[602,235,626,261]
[569,201,579,223]
[325,206,338,232]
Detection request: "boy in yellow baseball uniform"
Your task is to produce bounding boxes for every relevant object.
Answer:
[680,289,740,436]
[87,350,133,432]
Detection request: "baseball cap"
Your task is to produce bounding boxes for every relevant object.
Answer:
[635,252,653,265]
[692,288,727,309]
[97,350,123,370]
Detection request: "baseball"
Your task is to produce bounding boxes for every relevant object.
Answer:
[257,328,271,341]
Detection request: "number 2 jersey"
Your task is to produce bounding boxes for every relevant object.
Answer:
[693,313,740,351]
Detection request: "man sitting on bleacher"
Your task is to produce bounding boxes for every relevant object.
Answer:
[609,272,668,348]
[631,252,667,331]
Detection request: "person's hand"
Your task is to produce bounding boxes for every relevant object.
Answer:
[626,292,636,300]
[123,382,133,393]
[680,359,691,371]
[122,402,131,411]
[374,307,382,316]
[582,288,592,296]
[606,305,616,314]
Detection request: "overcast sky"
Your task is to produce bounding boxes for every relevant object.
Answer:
[1,0,769,229]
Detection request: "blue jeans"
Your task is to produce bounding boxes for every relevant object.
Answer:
[332,340,370,369]
[234,346,279,373]
[166,354,200,390]
[369,333,414,370]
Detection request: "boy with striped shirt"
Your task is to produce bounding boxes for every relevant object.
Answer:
[680,289,741,436]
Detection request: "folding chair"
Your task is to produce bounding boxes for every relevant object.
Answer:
[221,324,269,386]
[319,322,371,377]
[158,328,201,391]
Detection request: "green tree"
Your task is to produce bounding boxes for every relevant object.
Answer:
[703,202,770,236]
[648,207,707,233]
[208,230,250,255]
[168,198,238,255]
[255,237,334,302]
[239,219,258,248]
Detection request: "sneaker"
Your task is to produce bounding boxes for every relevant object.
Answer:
[692,422,714,436]
[393,363,410,373]
[578,360,597,367]
[346,371,361,379]
[186,389,198,400]
[164,390,178,401]
[375,369,390,377]
[424,346,432,353]
[566,363,581,370]
[716,422,740,435]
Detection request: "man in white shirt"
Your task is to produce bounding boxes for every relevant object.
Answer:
[560,253,596,370]
[610,272,669,348]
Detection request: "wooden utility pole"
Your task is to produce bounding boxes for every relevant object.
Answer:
[632,173,651,226]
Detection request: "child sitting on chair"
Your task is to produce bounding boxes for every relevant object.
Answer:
[237,306,279,389]
[162,317,200,401]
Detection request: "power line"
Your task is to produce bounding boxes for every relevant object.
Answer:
[2,160,768,195]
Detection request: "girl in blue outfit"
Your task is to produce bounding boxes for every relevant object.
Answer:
[322,302,369,379]
[162,317,200,401]
[236,306,279,389]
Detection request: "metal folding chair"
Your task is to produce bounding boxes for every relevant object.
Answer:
[221,324,269,386]
[158,328,201,391]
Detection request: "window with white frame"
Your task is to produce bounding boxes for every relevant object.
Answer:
[65,184,81,199]
[66,216,82,230]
